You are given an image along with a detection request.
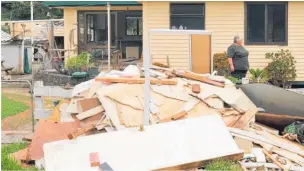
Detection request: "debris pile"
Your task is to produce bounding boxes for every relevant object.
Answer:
[12,64,304,170]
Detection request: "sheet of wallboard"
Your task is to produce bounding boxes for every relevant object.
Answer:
[191,34,211,74]
[28,120,80,160]
[43,115,243,171]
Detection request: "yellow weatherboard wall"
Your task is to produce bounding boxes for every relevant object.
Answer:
[143,2,190,69]
[206,1,304,81]
[143,1,304,81]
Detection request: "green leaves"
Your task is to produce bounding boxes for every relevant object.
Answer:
[1,2,63,20]
[65,52,95,71]
[249,68,267,83]
[264,49,297,88]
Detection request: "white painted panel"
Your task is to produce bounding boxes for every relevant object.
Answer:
[43,115,242,171]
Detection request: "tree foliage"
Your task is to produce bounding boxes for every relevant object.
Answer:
[1,2,63,21]
[265,49,297,88]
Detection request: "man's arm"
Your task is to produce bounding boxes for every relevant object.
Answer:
[228,58,234,72]
[227,46,235,72]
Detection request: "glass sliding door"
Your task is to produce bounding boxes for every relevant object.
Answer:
[78,11,117,58]
[86,13,116,46]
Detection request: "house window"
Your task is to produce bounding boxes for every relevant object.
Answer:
[170,4,205,30]
[126,17,142,36]
[86,13,116,45]
[246,3,287,45]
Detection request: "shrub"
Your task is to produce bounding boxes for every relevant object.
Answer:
[265,49,297,88]
[213,52,230,76]
[248,68,268,83]
[65,52,95,71]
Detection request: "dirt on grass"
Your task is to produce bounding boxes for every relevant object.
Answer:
[1,88,32,131]
[1,88,64,131]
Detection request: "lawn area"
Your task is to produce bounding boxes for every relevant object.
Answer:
[1,95,29,119]
[204,158,242,171]
[1,142,37,170]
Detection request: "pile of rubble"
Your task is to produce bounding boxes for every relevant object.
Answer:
[12,64,304,170]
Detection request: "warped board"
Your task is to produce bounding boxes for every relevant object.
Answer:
[43,115,243,171]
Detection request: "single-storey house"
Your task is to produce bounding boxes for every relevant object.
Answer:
[45,1,304,82]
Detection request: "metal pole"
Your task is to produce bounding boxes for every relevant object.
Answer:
[1,80,34,133]
[31,1,34,62]
[143,48,150,126]
[143,30,152,126]
[107,2,111,71]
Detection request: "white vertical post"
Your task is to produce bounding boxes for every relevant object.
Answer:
[107,2,111,71]
[31,1,34,62]
[143,30,151,126]
[143,48,150,126]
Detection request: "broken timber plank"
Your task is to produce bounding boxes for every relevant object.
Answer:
[95,77,177,85]
[67,124,95,140]
[76,106,104,120]
[229,127,304,157]
[159,111,187,123]
[239,162,303,171]
[253,122,279,135]
[173,70,225,87]
[263,149,288,171]
[261,143,304,167]
[232,108,257,129]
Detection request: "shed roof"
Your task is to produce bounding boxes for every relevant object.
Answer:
[43,1,141,7]
[1,30,11,42]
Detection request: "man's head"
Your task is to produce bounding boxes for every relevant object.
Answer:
[233,35,243,46]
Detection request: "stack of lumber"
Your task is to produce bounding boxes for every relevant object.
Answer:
[13,64,303,170]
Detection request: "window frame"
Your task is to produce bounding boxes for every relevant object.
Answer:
[125,16,142,36]
[245,2,288,46]
[170,3,205,30]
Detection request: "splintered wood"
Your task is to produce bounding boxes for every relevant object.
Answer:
[173,70,225,87]
[68,124,95,140]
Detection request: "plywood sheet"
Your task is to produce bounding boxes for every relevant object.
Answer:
[98,96,125,130]
[43,115,243,171]
[191,34,211,74]
[77,98,102,112]
[28,120,80,160]
[103,84,144,110]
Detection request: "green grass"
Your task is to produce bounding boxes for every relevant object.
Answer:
[204,158,242,171]
[1,95,29,119]
[1,142,38,171]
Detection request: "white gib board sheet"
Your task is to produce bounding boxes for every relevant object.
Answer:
[43,114,243,171]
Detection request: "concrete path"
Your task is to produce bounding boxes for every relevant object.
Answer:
[1,131,32,144]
